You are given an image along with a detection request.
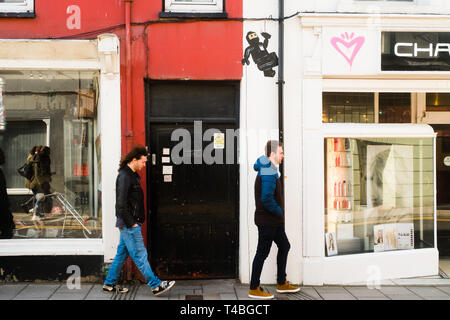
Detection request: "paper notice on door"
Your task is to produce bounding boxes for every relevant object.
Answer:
[162,156,170,164]
[214,132,225,149]
[164,175,172,183]
[162,166,172,175]
[163,148,170,155]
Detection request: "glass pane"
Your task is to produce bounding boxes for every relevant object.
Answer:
[325,137,434,256]
[323,92,374,123]
[379,93,411,123]
[429,125,450,256]
[0,70,101,239]
[426,93,450,111]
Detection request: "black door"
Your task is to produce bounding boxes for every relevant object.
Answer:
[146,81,239,279]
[431,125,450,257]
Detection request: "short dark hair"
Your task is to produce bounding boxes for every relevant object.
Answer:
[0,147,4,165]
[119,145,148,171]
[265,140,282,157]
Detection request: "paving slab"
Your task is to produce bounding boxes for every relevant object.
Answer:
[344,287,388,299]
[0,283,27,300]
[298,287,323,300]
[389,295,424,300]
[84,284,112,300]
[203,280,236,294]
[314,287,356,300]
[220,293,238,300]
[436,286,450,294]
[406,286,450,300]
[49,283,93,300]
[204,293,221,300]
[13,283,61,300]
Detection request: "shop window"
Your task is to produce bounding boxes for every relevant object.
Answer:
[323,93,374,123]
[426,93,450,111]
[323,92,414,123]
[0,0,34,14]
[163,0,224,14]
[0,120,47,189]
[324,137,434,256]
[379,93,411,123]
[0,70,101,239]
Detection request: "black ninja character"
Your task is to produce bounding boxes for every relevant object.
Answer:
[242,31,279,77]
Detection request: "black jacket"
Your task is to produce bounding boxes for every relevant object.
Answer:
[115,166,145,228]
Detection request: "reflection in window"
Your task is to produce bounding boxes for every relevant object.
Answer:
[325,137,434,256]
[426,93,450,111]
[379,93,411,123]
[0,70,101,239]
[323,92,374,123]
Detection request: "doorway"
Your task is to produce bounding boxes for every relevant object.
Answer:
[145,80,239,279]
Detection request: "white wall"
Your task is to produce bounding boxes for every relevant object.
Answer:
[240,0,303,285]
[241,0,446,286]
[289,0,450,15]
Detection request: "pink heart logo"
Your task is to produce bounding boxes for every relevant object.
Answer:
[331,32,365,68]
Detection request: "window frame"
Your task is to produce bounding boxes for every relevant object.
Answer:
[163,0,224,14]
[0,0,34,14]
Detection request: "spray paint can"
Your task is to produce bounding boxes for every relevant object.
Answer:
[0,77,5,131]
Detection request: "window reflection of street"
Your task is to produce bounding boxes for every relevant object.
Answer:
[12,192,101,239]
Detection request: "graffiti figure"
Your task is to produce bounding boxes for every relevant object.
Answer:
[242,31,279,77]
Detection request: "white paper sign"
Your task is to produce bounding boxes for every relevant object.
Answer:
[163,148,170,155]
[162,156,170,164]
[214,132,225,149]
[325,232,338,256]
[164,175,172,183]
[163,166,172,175]
[396,223,414,250]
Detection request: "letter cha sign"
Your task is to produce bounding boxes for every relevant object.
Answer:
[382,32,450,71]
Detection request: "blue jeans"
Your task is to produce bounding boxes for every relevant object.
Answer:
[104,225,162,289]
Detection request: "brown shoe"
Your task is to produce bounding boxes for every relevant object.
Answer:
[277,281,300,293]
[248,286,274,299]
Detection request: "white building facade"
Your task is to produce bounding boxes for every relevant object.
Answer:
[240,0,450,285]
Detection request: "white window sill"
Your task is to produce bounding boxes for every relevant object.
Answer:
[0,239,103,256]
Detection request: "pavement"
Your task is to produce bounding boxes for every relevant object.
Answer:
[1,275,450,300]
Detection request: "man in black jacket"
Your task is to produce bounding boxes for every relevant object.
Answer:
[103,145,175,296]
[248,140,300,299]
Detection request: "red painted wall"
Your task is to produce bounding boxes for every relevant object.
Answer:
[147,21,242,79]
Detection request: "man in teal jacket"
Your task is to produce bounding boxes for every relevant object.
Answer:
[249,140,300,299]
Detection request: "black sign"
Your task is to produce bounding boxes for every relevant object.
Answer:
[382,32,450,71]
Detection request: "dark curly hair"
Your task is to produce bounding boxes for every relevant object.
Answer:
[118,145,149,171]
